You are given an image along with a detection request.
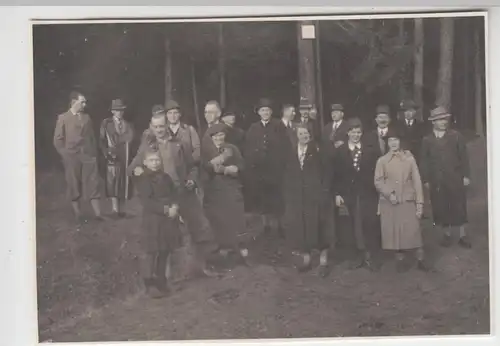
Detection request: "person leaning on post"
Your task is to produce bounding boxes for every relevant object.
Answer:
[53,90,103,225]
[127,102,222,279]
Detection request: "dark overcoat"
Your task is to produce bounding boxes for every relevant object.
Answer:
[283,143,331,252]
[395,119,427,163]
[321,119,350,160]
[243,118,289,214]
[419,129,470,227]
[135,168,181,253]
[364,124,398,157]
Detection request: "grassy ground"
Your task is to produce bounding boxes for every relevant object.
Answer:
[36,137,490,342]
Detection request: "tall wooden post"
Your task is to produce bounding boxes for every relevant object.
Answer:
[297,21,317,114]
[218,23,226,109]
[314,21,325,129]
[474,23,485,137]
[398,18,407,103]
[463,18,470,129]
[413,18,424,121]
[164,38,173,102]
[436,17,455,110]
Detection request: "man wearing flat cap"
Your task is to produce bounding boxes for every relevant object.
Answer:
[365,104,396,157]
[99,98,134,218]
[420,106,472,249]
[128,101,221,278]
[244,98,289,233]
[395,99,426,164]
[322,103,349,156]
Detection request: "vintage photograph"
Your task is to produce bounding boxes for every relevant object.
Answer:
[33,11,490,342]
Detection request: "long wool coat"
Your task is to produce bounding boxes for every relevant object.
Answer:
[202,141,247,249]
[419,129,470,227]
[283,143,330,252]
[374,150,424,250]
[135,168,181,253]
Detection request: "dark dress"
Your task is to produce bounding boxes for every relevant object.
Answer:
[283,143,330,252]
[419,129,470,227]
[99,117,134,199]
[202,142,247,250]
[135,168,181,253]
[244,118,289,215]
[332,141,381,251]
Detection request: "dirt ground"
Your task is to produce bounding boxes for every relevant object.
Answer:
[36,138,490,342]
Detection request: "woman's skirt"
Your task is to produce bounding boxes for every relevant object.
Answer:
[379,200,423,250]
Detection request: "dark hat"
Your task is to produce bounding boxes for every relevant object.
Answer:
[346,117,363,131]
[331,103,344,111]
[221,108,237,118]
[400,99,417,111]
[385,127,403,140]
[376,104,390,115]
[152,104,166,115]
[428,106,452,121]
[299,97,313,109]
[165,99,181,112]
[205,123,228,137]
[255,98,273,112]
[111,99,126,110]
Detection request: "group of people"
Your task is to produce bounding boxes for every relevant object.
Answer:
[53,91,472,299]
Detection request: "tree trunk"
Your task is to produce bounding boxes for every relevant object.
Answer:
[436,17,455,110]
[462,18,470,130]
[297,21,317,110]
[474,23,485,137]
[190,57,201,133]
[398,18,407,105]
[218,23,226,109]
[164,38,173,102]
[314,21,325,129]
[413,18,424,121]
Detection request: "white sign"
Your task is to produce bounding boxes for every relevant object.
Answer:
[301,24,316,39]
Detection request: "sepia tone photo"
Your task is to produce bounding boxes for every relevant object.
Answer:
[33,12,489,342]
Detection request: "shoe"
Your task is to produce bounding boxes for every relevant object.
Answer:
[155,278,170,295]
[318,264,330,278]
[199,266,224,278]
[440,234,453,248]
[458,236,472,249]
[297,260,313,273]
[75,215,87,226]
[417,260,431,272]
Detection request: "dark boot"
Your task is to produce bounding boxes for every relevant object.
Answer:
[458,236,472,249]
[440,234,453,248]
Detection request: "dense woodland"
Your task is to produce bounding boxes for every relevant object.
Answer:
[33,15,486,168]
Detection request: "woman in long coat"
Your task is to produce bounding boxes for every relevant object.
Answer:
[283,124,331,276]
[374,128,430,272]
[201,123,249,264]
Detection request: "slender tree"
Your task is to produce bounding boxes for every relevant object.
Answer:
[413,18,424,121]
[436,17,455,110]
[164,38,173,102]
[218,23,226,109]
[474,22,485,137]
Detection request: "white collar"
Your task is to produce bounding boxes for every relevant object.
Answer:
[434,129,446,138]
[261,120,270,126]
[348,142,361,150]
[282,118,290,126]
[169,123,180,130]
[378,127,388,135]
[333,120,343,127]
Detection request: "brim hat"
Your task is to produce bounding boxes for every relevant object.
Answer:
[165,99,181,112]
[152,104,166,115]
[331,103,344,112]
[255,98,273,112]
[400,99,417,111]
[221,108,237,118]
[385,127,403,140]
[428,106,452,121]
[205,123,228,137]
[111,98,127,110]
[346,117,363,131]
[376,104,390,115]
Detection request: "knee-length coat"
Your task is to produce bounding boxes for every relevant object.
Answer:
[201,141,247,249]
[283,142,331,252]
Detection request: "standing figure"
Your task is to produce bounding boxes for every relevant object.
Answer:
[201,123,249,264]
[396,99,426,164]
[244,98,288,233]
[297,98,319,144]
[374,128,430,272]
[220,109,245,153]
[283,125,331,277]
[332,117,380,270]
[136,150,180,298]
[99,99,134,218]
[365,104,395,157]
[53,91,103,224]
[280,104,297,146]
[321,103,349,155]
[128,103,221,278]
[420,106,471,248]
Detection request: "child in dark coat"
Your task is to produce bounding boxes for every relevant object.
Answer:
[136,150,180,299]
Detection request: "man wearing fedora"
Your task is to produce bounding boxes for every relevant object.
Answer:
[220,108,245,153]
[297,98,319,144]
[395,99,426,165]
[99,99,134,218]
[365,104,396,157]
[53,91,103,224]
[420,106,471,248]
[321,103,349,156]
[128,102,221,278]
[244,98,289,234]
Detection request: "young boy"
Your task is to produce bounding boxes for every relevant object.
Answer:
[136,150,180,299]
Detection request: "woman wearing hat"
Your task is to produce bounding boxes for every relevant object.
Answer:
[420,107,471,249]
[244,98,289,233]
[202,123,249,264]
[374,127,430,272]
[99,98,134,218]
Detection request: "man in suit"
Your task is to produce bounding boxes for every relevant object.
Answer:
[221,109,245,153]
[280,103,297,146]
[322,103,349,155]
[297,98,319,144]
[365,104,394,157]
[396,99,426,164]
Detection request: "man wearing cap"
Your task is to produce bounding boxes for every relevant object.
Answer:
[244,98,289,233]
[128,102,221,278]
[420,106,472,248]
[53,91,103,224]
[396,99,426,164]
[99,98,134,218]
[365,104,395,157]
[322,103,349,155]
